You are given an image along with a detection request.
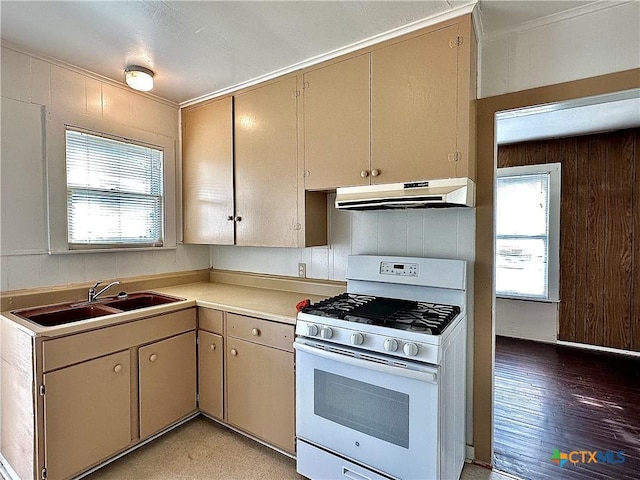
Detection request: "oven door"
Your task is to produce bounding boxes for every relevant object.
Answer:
[294,339,440,480]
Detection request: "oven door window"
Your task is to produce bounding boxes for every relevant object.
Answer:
[314,369,409,448]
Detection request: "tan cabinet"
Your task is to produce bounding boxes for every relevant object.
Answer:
[182,97,234,244]
[43,350,131,480]
[234,76,300,247]
[371,19,476,183]
[226,314,295,454]
[302,16,476,189]
[198,308,224,419]
[139,331,197,439]
[303,54,371,190]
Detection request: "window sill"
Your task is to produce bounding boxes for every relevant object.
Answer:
[496,295,560,304]
[49,246,177,255]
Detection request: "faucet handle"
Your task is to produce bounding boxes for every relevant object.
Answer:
[91,281,102,290]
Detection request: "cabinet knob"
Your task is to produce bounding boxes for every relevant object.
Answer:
[149,353,157,362]
[227,215,234,221]
[371,169,380,177]
[251,328,260,336]
[210,343,216,351]
[230,349,238,356]
[360,170,369,178]
[113,364,123,373]
[234,216,242,222]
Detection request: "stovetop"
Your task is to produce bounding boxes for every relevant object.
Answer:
[301,292,460,336]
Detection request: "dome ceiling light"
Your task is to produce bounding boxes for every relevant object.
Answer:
[124,65,154,92]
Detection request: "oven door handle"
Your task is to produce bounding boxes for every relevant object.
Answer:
[294,342,438,384]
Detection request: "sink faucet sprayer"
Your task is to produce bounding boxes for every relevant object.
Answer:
[88,280,121,302]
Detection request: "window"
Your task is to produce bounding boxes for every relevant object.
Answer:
[65,128,164,248]
[495,163,561,301]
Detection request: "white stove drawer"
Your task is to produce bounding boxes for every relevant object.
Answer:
[297,440,395,480]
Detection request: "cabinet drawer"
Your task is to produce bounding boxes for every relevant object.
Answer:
[226,313,294,352]
[199,307,224,334]
[42,308,196,372]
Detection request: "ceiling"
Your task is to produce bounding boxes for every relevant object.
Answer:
[1,0,600,105]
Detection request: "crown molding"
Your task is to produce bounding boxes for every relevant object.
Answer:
[180,2,477,108]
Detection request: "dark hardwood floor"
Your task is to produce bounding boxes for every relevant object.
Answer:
[493,336,640,480]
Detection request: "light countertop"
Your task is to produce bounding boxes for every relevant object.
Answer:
[1,280,339,338]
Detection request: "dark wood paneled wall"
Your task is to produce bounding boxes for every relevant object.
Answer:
[497,128,639,352]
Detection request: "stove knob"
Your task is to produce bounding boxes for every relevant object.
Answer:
[320,327,333,339]
[350,333,364,346]
[307,324,319,336]
[403,342,419,357]
[383,338,398,352]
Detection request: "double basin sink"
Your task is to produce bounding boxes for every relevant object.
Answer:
[12,292,184,327]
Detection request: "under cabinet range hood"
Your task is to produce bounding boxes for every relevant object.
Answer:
[335,177,475,210]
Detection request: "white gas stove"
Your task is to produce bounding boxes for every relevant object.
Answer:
[294,255,467,480]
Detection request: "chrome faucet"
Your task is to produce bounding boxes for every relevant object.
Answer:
[88,280,121,302]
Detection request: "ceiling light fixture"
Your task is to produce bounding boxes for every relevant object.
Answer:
[124,65,154,92]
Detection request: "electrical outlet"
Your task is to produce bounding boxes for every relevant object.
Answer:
[298,263,307,278]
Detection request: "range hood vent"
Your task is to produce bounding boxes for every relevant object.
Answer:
[335,178,475,210]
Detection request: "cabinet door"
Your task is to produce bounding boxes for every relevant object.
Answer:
[226,337,295,454]
[198,330,223,419]
[371,24,459,183]
[234,77,299,247]
[43,350,131,480]
[182,97,234,244]
[303,54,371,190]
[139,331,197,439]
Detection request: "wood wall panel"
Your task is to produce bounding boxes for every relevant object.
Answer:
[633,133,640,352]
[603,132,634,350]
[585,136,606,347]
[498,127,639,352]
[556,138,577,342]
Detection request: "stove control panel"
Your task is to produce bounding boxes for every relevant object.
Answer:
[296,319,441,364]
[379,261,419,277]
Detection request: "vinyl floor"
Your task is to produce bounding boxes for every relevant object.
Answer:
[493,336,640,480]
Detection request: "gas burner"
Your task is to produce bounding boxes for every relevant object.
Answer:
[302,293,461,336]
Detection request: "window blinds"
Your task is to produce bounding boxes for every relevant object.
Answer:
[495,172,550,299]
[66,129,164,248]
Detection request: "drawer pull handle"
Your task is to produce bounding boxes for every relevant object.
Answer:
[113,364,123,373]
[371,169,380,177]
[210,343,216,351]
[360,170,369,178]
[230,349,238,356]
[149,353,158,362]
[251,328,260,336]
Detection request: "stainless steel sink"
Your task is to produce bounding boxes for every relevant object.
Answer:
[12,291,185,327]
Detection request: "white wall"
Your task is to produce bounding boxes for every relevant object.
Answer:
[495,299,557,343]
[0,46,210,291]
[479,1,640,98]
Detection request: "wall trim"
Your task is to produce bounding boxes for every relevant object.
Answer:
[479,0,635,41]
[557,340,640,359]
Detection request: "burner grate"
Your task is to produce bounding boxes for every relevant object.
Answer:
[302,293,461,335]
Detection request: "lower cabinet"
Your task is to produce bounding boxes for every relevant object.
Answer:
[43,350,131,480]
[139,331,197,439]
[226,330,295,454]
[198,330,224,419]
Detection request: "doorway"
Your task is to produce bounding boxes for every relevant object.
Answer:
[491,91,640,479]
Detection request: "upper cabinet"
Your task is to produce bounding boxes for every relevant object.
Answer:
[234,77,300,247]
[372,22,465,184]
[302,54,371,191]
[302,15,476,190]
[182,97,234,244]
